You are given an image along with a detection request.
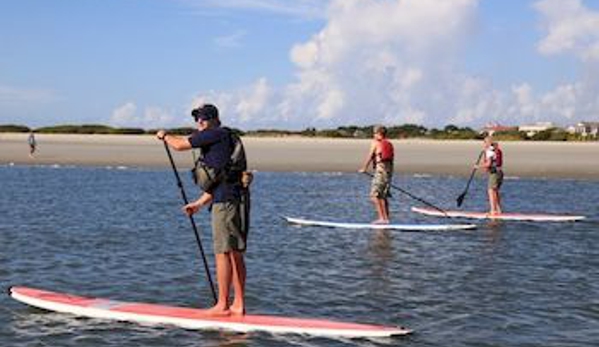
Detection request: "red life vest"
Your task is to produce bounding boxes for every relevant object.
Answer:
[494,146,503,168]
[377,139,394,162]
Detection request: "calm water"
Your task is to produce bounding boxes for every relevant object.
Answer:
[1,165,598,347]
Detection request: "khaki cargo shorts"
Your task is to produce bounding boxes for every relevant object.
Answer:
[488,170,504,190]
[211,201,246,254]
[370,165,393,199]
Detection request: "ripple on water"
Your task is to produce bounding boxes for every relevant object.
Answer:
[1,167,598,347]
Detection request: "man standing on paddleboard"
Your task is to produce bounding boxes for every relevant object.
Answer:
[359,126,394,224]
[157,104,247,316]
[478,136,503,215]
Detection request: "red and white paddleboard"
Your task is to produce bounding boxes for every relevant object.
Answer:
[411,206,586,222]
[9,287,411,338]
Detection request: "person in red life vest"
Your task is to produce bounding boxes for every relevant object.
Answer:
[478,136,503,215]
[359,125,394,224]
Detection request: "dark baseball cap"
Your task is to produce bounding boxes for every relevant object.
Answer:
[191,104,219,121]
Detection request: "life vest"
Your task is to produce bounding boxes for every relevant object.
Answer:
[486,145,503,173]
[191,127,248,192]
[376,139,394,163]
[494,146,503,168]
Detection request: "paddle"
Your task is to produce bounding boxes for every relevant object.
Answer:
[162,141,217,304]
[456,151,484,208]
[362,171,450,218]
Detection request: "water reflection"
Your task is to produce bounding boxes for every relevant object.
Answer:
[366,229,395,293]
[214,331,251,347]
[485,220,504,244]
[367,230,394,265]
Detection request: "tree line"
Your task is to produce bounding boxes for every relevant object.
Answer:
[0,123,594,141]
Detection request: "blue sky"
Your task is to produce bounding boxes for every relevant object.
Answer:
[1,0,598,130]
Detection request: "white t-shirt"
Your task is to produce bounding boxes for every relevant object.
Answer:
[485,148,496,162]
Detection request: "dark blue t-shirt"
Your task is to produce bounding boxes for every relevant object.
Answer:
[188,128,239,203]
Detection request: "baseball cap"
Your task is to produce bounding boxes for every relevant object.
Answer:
[191,104,219,121]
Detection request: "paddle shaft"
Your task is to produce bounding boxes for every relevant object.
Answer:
[456,150,484,207]
[162,141,217,304]
[362,171,449,218]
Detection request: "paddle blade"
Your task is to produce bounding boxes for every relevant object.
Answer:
[456,193,466,207]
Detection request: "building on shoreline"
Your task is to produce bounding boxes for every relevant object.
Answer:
[518,122,556,137]
[481,122,518,136]
[567,122,599,139]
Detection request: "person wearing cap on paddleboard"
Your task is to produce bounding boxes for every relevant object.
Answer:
[157,104,247,316]
[359,125,394,224]
[478,136,503,215]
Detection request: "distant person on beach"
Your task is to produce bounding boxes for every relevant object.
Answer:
[28,131,36,158]
[156,104,249,316]
[479,136,503,215]
[359,125,394,224]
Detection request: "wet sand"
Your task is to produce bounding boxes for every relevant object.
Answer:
[1,133,597,179]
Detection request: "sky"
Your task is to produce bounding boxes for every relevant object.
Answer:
[1,0,599,130]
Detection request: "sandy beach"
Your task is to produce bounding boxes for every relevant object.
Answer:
[1,133,597,179]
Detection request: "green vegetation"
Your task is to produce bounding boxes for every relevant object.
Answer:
[246,129,302,137]
[147,127,195,136]
[388,124,428,138]
[0,124,31,133]
[0,123,595,141]
[491,130,527,141]
[35,124,145,134]
[245,124,481,140]
[428,125,480,140]
[531,128,568,141]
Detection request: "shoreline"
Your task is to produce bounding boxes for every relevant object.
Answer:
[1,133,598,180]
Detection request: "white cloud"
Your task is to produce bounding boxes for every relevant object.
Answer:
[502,80,599,124]
[189,78,272,126]
[214,30,247,49]
[235,78,271,122]
[511,83,537,119]
[184,0,599,130]
[144,107,176,127]
[110,102,175,129]
[110,102,137,125]
[535,0,599,61]
[519,0,599,123]
[183,0,327,19]
[275,0,482,127]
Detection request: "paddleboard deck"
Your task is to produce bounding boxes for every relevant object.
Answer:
[411,207,586,222]
[285,216,476,231]
[9,286,411,338]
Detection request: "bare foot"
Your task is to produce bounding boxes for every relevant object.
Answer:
[230,306,246,316]
[229,299,245,316]
[204,305,231,317]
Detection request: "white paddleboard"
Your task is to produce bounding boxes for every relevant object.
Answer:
[411,206,586,222]
[9,286,411,338]
[285,216,477,231]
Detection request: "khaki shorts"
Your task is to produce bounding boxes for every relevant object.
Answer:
[370,164,393,199]
[211,201,245,254]
[488,170,504,190]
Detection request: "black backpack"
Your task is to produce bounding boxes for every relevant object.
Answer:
[191,127,247,192]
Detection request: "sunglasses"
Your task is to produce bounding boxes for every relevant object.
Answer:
[191,109,201,122]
